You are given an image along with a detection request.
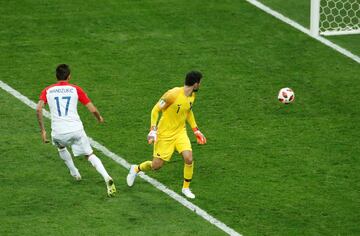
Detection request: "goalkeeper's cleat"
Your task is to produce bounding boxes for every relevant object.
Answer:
[182,188,195,199]
[126,165,138,187]
[106,179,116,197]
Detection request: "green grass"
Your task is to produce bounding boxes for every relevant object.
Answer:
[1,0,360,235]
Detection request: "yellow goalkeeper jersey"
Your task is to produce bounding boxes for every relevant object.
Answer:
[151,87,198,139]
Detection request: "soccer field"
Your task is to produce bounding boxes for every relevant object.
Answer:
[1,0,359,235]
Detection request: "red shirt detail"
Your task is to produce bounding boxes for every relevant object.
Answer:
[72,84,91,105]
[39,81,91,105]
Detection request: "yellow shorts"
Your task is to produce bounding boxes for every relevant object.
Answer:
[153,132,192,161]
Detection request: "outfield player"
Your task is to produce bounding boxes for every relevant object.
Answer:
[36,64,116,197]
[127,71,206,199]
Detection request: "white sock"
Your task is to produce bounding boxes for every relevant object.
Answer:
[88,154,111,182]
[58,148,79,176]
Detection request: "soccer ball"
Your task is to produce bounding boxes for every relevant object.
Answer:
[278,88,295,104]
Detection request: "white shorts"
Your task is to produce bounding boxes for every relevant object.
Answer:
[52,129,93,157]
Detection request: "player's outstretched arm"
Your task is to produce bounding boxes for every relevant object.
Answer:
[85,102,104,123]
[36,100,49,143]
[187,111,206,145]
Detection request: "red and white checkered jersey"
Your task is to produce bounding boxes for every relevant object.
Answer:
[39,81,91,135]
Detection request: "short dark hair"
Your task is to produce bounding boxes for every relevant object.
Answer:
[185,71,202,86]
[56,64,71,80]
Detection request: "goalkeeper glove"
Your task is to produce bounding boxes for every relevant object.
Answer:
[193,127,206,145]
[147,126,157,144]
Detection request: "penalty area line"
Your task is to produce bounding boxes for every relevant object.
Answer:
[0,80,242,236]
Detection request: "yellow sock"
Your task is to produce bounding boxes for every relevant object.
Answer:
[183,162,193,189]
[137,161,152,173]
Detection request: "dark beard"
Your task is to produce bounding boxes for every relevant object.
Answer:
[193,89,199,92]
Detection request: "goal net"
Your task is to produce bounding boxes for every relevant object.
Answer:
[311,0,360,36]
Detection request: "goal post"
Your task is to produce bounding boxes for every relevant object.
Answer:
[311,0,321,35]
[310,0,360,36]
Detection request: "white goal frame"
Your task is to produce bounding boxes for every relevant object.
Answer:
[310,0,360,36]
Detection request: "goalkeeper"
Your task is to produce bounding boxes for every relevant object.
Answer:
[126,71,206,199]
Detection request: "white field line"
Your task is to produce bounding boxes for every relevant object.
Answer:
[246,0,360,64]
[0,80,242,236]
